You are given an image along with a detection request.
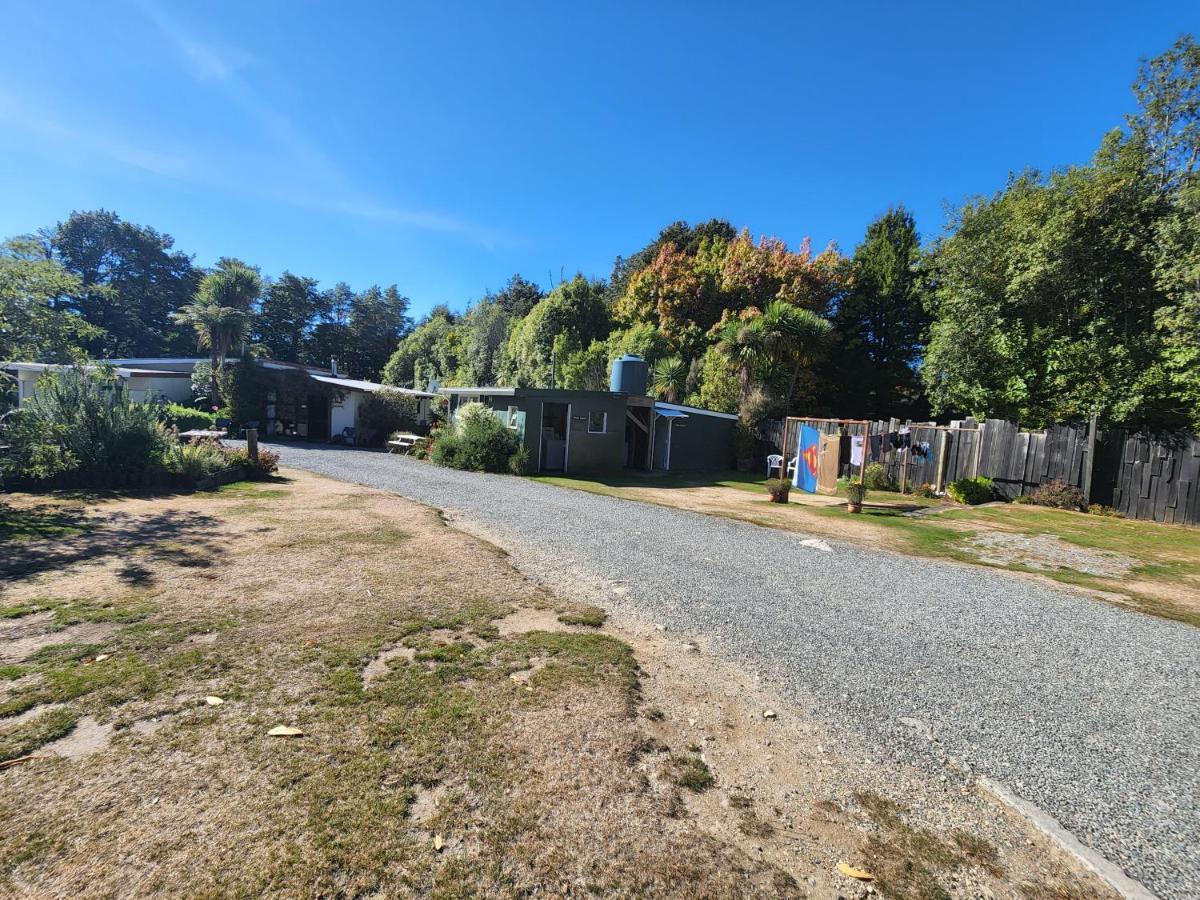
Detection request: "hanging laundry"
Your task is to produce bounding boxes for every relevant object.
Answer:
[913,440,932,459]
[850,434,864,466]
[793,425,820,493]
[868,433,883,461]
[895,427,911,451]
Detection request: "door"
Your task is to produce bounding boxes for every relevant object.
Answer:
[539,402,570,472]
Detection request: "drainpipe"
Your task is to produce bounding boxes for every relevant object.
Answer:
[330,357,339,377]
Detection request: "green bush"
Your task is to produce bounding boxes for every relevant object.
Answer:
[221,446,281,478]
[1027,479,1087,512]
[159,440,229,480]
[431,401,519,473]
[160,403,218,432]
[358,390,421,447]
[947,476,995,505]
[862,463,896,491]
[508,445,530,475]
[764,478,790,502]
[846,480,867,505]
[0,367,171,481]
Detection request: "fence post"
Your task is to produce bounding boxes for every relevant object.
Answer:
[1081,412,1098,504]
[246,428,259,462]
[935,429,949,493]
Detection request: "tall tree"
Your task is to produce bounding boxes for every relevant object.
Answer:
[492,274,543,319]
[46,210,200,357]
[254,272,325,362]
[0,238,100,372]
[382,306,459,389]
[339,285,412,380]
[921,135,1167,427]
[830,207,929,418]
[1129,34,1200,193]
[172,259,261,404]
[499,275,610,387]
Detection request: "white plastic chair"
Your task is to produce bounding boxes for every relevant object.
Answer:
[766,454,783,477]
[786,457,798,478]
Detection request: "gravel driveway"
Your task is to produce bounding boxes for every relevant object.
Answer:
[270,444,1198,898]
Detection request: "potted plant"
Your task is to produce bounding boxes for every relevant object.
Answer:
[765,478,791,503]
[846,480,866,513]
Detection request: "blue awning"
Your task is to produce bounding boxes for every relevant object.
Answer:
[654,406,689,418]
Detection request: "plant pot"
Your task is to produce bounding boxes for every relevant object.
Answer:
[847,501,862,514]
[768,490,790,504]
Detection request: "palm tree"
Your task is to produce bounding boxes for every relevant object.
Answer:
[716,302,831,408]
[650,355,688,403]
[755,300,832,402]
[172,261,261,406]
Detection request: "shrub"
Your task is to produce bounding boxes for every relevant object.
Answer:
[160,440,229,480]
[915,482,938,499]
[160,403,218,432]
[222,446,280,478]
[430,401,518,473]
[846,480,867,506]
[862,463,896,491]
[764,478,790,502]
[947,476,994,505]
[359,390,421,447]
[1089,503,1123,518]
[1027,479,1087,512]
[508,445,530,475]
[0,367,171,481]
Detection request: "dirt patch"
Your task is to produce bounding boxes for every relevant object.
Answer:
[0,610,55,638]
[508,654,549,685]
[0,621,117,664]
[408,782,448,826]
[361,644,417,685]
[495,607,569,636]
[2,702,66,729]
[41,716,113,759]
[967,532,1136,577]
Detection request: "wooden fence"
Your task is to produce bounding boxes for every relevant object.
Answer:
[761,415,1200,527]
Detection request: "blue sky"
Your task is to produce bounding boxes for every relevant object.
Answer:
[0,1,1195,318]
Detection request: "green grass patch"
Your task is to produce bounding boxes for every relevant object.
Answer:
[557,606,607,627]
[666,753,714,792]
[0,706,79,762]
[0,503,90,542]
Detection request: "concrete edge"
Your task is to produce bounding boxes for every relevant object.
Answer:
[977,776,1159,900]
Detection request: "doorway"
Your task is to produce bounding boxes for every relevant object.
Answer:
[306,393,330,441]
[539,402,570,472]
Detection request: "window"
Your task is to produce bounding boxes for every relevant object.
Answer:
[588,410,607,434]
[506,405,519,429]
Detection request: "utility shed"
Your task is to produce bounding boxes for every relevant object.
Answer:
[650,402,738,471]
[440,383,737,475]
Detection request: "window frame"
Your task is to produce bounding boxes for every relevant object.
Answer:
[587,410,607,434]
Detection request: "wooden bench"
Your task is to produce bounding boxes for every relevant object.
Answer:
[387,433,421,454]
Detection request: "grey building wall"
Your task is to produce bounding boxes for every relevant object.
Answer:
[663,410,736,470]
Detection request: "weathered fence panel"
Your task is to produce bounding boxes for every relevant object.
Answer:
[764,414,1200,526]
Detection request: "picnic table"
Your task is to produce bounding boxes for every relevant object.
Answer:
[180,429,226,442]
[387,433,422,454]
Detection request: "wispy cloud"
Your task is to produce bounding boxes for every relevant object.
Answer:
[0,87,191,178]
[129,0,510,248]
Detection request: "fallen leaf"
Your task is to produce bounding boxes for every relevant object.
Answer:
[205,696,224,706]
[837,862,875,881]
[268,726,304,737]
[433,834,444,851]
[94,654,110,663]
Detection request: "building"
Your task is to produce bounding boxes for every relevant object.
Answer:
[439,356,737,474]
[3,358,436,442]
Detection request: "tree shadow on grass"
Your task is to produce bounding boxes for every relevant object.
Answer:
[0,507,224,586]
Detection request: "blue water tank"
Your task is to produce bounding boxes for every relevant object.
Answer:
[610,355,648,395]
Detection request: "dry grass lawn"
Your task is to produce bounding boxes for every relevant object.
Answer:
[0,472,1117,898]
